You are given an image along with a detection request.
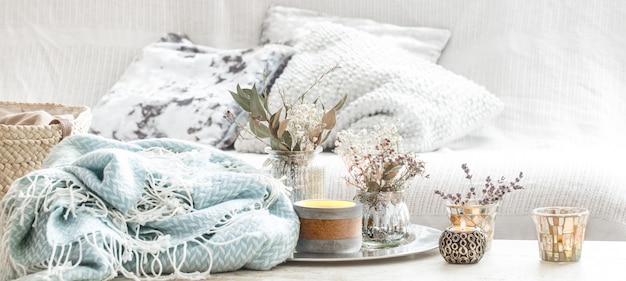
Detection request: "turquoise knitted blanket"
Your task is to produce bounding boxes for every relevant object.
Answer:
[0,135,299,280]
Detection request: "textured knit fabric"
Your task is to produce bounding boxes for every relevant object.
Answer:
[0,135,298,281]
[237,22,503,153]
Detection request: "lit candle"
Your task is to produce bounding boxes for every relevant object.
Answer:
[293,199,362,254]
[439,218,487,264]
[452,219,475,232]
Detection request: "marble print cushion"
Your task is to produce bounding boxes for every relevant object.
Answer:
[90,33,293,148]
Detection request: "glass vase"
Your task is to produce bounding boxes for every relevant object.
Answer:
[262,147,324,203]
[445,202,499,249]
[355,189,411,249]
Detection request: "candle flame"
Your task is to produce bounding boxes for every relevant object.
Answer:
[460,218,466,230]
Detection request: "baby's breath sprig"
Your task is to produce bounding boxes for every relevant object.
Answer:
[434,163,524,205]
[335,123,427,193]
[226,65,347,152]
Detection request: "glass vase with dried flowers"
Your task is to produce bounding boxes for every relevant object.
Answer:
[434,163,524,249]
[335,123,427,248]
[226,66,347,202]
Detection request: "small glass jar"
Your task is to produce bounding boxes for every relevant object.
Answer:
[355,189,411,248]
[262,147,324,202]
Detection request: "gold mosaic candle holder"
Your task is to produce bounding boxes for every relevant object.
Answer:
[446,203,498,250]
[531,207,589,262]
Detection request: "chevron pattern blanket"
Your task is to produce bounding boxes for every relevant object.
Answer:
[0,135,299,280]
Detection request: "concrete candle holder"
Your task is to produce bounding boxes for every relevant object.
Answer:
[294,199,362,254]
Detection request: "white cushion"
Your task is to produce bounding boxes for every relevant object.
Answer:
[236,22,503,153]
[261,5,451,63]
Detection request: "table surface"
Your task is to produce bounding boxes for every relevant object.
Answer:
[207,240,624,281]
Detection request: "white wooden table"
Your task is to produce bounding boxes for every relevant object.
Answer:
[208,240,624,281]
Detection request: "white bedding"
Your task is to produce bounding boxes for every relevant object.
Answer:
[1,0,625,240]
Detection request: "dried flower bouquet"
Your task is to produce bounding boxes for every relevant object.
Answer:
[335,123,426,193]
[226,66,347,152]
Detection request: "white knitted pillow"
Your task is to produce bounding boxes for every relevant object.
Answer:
[260,6,451,63]
[235,22,503,153]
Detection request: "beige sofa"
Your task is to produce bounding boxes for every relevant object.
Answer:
[2,0,625,241]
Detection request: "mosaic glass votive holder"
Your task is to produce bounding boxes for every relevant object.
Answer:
[446,203,498,250]
[531,207,589,262]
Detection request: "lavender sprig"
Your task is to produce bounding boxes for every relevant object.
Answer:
[434,164,524,205]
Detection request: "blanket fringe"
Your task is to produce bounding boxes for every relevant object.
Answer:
[0,175,58,280]
[1,147,292,280]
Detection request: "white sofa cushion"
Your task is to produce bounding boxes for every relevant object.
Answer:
[261,5,451,63]
[235,22,503,153]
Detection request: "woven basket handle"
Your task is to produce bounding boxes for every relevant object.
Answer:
[49,118,72,140]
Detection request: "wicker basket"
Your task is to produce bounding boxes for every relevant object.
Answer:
[0,101,92,198]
